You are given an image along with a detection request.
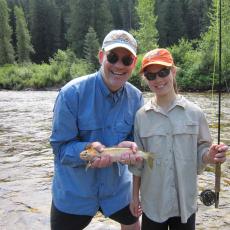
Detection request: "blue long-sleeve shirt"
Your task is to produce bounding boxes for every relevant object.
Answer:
[50,71,143,216]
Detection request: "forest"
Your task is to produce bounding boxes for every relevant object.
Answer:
[0,0,229,91]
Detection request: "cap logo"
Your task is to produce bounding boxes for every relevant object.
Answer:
[104,33,135,47]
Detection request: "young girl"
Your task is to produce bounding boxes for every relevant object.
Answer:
[129,48,228,230]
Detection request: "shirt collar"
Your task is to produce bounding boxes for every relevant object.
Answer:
[145,94,186,112]
[97,71,124,103]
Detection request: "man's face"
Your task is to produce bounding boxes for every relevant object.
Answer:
[99,48,136,92]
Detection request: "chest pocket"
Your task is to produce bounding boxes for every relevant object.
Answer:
[114,114,133,142]
[173,122,199,135]
[139,126,168,157]
[173,121,199,160]
[78,118,102,142]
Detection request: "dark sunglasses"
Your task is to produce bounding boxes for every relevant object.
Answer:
[106,52,134,66]
[144,68,171,81]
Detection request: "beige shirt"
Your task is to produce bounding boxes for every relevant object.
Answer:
[129,95,212,223]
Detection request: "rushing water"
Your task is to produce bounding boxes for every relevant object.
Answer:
[0,91,229,230]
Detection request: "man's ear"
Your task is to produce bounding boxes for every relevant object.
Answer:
[98,50,104,65]
[132,56,138,67]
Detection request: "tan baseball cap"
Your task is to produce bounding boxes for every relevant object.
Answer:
[102,30,137,56]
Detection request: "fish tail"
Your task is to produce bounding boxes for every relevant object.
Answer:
[146,155,154,169]
[141,152,154,169]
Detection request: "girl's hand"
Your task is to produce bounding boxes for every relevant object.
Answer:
[204,143,228,164]
[129,198,142,217]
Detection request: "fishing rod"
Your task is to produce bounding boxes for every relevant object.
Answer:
[200,0,222,208]
[215,0,222,208]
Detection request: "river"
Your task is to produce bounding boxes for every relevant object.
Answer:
[0,91,229,230]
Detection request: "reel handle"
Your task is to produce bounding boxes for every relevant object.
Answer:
[200,189,216,206]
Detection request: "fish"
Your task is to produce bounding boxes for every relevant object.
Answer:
[80,146,155,170]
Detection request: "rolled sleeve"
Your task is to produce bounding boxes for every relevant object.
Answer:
[197,112,212,174]
[129,115,144,176]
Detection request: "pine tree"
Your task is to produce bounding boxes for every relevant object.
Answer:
[68,0,113,57]
[14,5,34,63]
[197,0,230,90]
[0,0,15,65]
[93,0,113,42]
[108,0,139,30]
[183,0,211,40]
[68,0,94,57]
[134,0,158,53]
[83,26,100,70]
[156,0,185,47]
[29,0,61,63]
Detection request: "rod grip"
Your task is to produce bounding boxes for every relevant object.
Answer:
[215,163,221,208]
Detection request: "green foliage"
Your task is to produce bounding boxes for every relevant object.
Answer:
[0,49,93,90]
[68,0,113,58]
[1,0,230,92]
[0,0,15,65]
[156,0,185,47]
[29,0,61,63]
[128,54,149,91]
[133,0,158,53]
[14,5,34,63]
[70,59,94,78]
[169,38,213,91]
[83,27,100,70]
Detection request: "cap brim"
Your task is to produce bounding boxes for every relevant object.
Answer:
[103,44,136,56]
[140,61,173,73]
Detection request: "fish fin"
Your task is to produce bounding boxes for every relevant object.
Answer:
[85,162,92,171]
[85,145,94,150]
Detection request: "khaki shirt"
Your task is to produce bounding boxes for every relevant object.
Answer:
[129,95,212,223]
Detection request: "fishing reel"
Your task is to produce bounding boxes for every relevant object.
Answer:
[200,189,216,206]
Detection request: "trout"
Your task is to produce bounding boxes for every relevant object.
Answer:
[80,146,155,170]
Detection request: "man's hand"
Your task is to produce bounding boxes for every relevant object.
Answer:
[88,142,113,168]
[118,141,143,165]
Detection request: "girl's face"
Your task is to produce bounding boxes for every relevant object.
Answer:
[144,64,176,97]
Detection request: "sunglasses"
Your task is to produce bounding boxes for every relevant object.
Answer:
[106,52,134,66]
[144,68,171,81]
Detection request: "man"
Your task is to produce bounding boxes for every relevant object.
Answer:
[50,30,143,230]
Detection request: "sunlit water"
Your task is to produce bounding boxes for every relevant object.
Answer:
[0,91,229,230]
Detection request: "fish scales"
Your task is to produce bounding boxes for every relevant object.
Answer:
[80,147,155,169]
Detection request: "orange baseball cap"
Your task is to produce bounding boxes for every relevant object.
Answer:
[140,48,174,73]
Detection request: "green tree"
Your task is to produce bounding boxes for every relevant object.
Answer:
[134,0,158,53]
[93,0,113,42]
[221,0,230,90]
[108,0,123,28]
[14,5,34,63]
[53,0,70,49]
[83,26,100,70]
[108,0,139,30]
[156,0,185,47]
[68,0,93,57]
[68,0,113,57]
[0,0,15,65]
[182,0,212,40]
[29,0,61,63]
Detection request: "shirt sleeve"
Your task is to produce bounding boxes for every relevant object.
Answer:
[197,111,212,174]
[50,90,88,167]
[129,113,144,176]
